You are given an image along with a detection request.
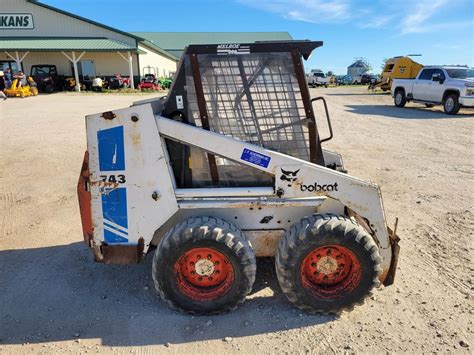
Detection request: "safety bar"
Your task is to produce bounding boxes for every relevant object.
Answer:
[311,96,333,143]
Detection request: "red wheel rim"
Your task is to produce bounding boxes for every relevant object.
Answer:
[174,247,234,301]
[300,245,362,299]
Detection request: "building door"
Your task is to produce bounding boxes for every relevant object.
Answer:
[78,60,96,79]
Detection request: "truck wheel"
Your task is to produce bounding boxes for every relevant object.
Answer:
[443,93,460,115]
[152,216,256,314]
[45,84,54,94]
[275,214,382,314]
[394,89,406,107]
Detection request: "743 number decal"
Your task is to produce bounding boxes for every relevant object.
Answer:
[100,174,126,184]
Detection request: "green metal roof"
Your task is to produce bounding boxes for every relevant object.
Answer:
[0,37,141,52]
[132,32,293,58]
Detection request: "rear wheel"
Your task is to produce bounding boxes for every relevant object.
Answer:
[45,84,54,94]
[394,89,406,107]
[152,216,256,314]
[276,214,382,314]
[443,93,460,115]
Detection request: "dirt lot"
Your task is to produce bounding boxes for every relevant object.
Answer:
[1,87,473,353]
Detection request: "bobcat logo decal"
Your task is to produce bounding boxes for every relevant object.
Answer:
[280,168,300,187]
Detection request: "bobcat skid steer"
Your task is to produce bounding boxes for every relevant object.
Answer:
[78,40,400,315]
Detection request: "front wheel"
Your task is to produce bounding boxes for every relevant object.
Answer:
[276,214,382,314]
[394,89,407,107]
[152,216,256,314]
[443,93,460,115]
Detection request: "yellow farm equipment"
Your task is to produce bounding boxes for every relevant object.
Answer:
[369,56,423,91]
[4,78,39,98]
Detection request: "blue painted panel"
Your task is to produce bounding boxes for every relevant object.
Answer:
[101,187,128,243]
[103,229,128,243]
[103,220,128,235]
[97,126,125,171]
[240,148,271,168]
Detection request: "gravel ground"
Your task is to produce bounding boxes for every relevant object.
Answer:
[1,86,473,353]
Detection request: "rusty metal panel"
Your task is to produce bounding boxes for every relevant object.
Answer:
[245,230,285,257]
[100,238,145,265]
[383,225,401,286]
[77,151,93,246]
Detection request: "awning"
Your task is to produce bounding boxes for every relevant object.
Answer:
[0,37,145,53]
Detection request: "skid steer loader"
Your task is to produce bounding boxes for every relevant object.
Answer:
[78,40,400,315]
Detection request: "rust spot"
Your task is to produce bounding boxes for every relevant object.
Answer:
[89,180,119,189]
[77,151,93,246]
[101,111,116,120]
[131,132,141,146]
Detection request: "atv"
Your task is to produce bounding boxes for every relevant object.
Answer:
[30,64,64,93]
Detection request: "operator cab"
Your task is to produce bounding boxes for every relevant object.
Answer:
[161,41,326,188]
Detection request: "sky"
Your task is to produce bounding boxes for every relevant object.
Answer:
[44,0,474,74]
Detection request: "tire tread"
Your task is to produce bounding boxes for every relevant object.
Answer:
[276,213,382,315]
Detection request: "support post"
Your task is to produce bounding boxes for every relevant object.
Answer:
[128,52,134,89]
[5,51,29,71]
[62,51,86,92]
[117,51,135,89]
[72,52,80,92]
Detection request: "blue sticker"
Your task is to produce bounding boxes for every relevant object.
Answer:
[97,126,125,171]
[240,148,271,168]
[101,187,128,243]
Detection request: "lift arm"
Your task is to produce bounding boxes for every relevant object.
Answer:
[155,115,392,276]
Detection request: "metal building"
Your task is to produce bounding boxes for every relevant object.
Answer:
[347,59,370,78]
[0,0,178,90]
[0,1,294,91]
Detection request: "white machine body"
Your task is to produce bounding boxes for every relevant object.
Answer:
[81,103,396,283]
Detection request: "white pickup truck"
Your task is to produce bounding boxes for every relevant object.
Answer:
[307,70,329,87]
[391,66,474,114]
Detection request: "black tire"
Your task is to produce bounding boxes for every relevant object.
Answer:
[45,84,54,94]
[425,103,435,108]
[443,93,460,115]
[275,214,382,314]
[152,216,256,315]
[394,89,406,107]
